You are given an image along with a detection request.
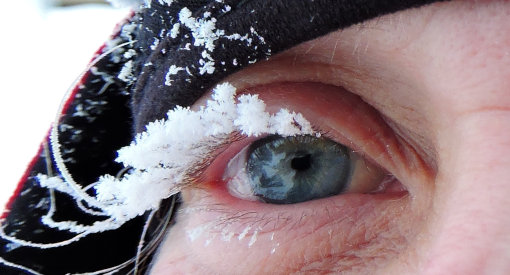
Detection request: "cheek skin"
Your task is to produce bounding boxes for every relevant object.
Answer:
[416,112,510,274]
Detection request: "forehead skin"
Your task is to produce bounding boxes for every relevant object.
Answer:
[151,1,510,274]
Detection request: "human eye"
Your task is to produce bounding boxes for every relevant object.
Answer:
[192,80,409,207]
[223,133,387,205]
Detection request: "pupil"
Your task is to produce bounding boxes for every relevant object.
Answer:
[291,154,312,171]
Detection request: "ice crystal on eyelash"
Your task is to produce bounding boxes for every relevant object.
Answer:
[234,94,271,136]
[36,82,313,233]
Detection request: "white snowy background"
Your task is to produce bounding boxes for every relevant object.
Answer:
[0,0,129,212]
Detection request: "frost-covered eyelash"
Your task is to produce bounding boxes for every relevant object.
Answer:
[34,82,314,236]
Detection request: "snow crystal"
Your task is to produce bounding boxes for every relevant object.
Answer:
[199,59,215,75]
[150,38,160,50]
[180,43,191,51]
[179,7,223,52]
[222,5,232,13]
[37,175,73,195]
[123,49,136,59]
[158,0,174,6]
[234,94,270,136]
[164,65,185,86]
[170,23,180,39]
[118,60,135,82]
[163,6,269,87]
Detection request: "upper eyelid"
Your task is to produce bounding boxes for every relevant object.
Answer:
[188,82,412,193]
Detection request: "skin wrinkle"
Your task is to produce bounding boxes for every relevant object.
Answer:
[189,200,320,237]
[290,197,408,274]
[386,119,437,176]
[181,201,294,234]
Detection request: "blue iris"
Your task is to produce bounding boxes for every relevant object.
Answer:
[246,135,352,204]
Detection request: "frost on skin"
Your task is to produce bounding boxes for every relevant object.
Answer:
[35,82,314,235]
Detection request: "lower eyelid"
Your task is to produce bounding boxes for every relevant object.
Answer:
[179,186,409,246]
[177,190,410,275]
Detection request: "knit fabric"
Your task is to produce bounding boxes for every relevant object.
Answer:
[0,1,442,274]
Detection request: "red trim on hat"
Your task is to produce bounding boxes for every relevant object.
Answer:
[1,144,43,220]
